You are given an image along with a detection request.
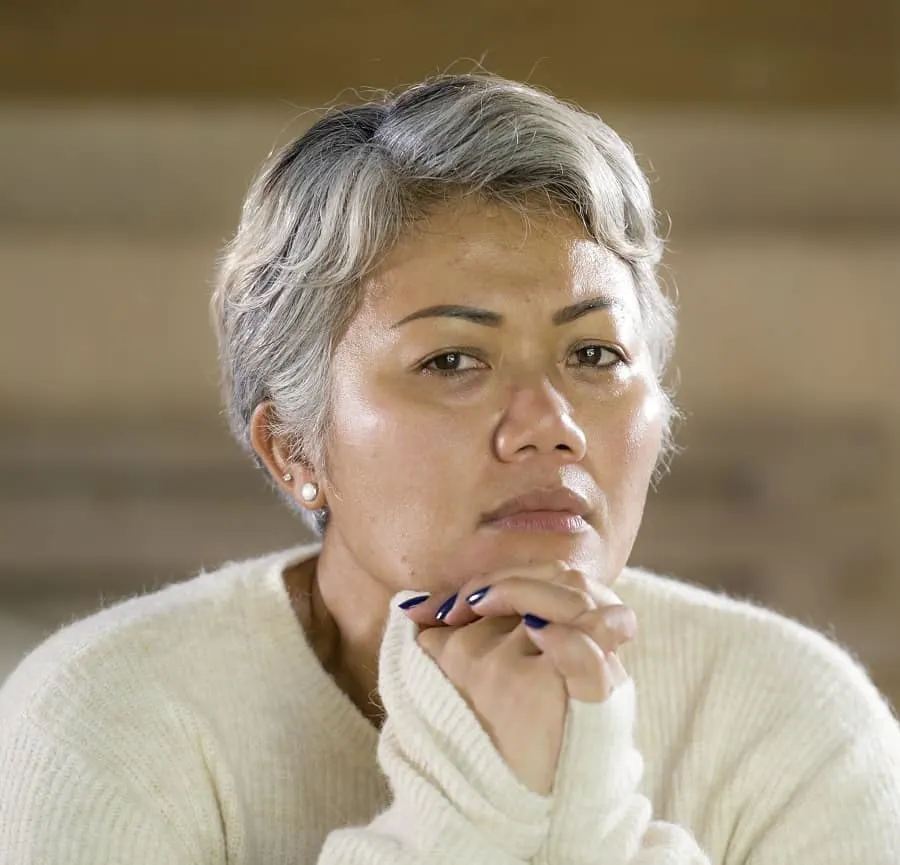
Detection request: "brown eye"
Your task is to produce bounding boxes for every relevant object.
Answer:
[570,345,623,368]
[421,351,485,375]
[430,352,462,371]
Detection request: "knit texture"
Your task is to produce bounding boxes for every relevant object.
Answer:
[1,543,898,864]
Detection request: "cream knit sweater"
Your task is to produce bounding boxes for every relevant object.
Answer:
[1,544,899,864]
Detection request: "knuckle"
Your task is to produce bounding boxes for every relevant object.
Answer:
[556,582,596,619]
[558,567,589,589]
[605,604,638,639]
[576,605,636,650]
[569,586,596,612]
[591,582,624,607]
[557,630,605,678]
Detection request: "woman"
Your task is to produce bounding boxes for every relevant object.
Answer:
[1,73,898,864]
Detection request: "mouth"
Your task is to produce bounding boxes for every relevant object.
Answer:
[480,488,593,534]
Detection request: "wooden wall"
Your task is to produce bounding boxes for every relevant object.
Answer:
[1,0,898,107]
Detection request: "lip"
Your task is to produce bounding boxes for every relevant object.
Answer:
[480,488,593,533]
[487,511,590,534]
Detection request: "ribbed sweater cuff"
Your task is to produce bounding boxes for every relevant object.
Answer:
[537,678,650,865]
[372,595,551,863]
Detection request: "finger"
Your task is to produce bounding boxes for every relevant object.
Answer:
[606,650,630,690]
[416,621,454,658]
[454,564,627,625]
[499,618,545,659]
[453,566,624,627]
[552,567,624,609]
[398,592,456,629]
[399,564,625,629]
[418,616,522,670]
[398,584,509,629]
[523,622,618,703]
[452,576,596,626]
[570,604,637,653]
[399,562,573,629]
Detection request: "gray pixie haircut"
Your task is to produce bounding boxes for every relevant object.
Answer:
[212,73,679,537]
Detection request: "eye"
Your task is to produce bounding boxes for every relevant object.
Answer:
[420,351,486,376]
[569,344,625,369]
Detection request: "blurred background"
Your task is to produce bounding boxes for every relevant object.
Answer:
[1,0,898,707]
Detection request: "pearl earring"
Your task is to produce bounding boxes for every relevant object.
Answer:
[300,482,319,504]
[282,472,293,483]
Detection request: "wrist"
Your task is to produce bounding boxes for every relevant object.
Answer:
[537,678,647,865]
[376,601,551,861]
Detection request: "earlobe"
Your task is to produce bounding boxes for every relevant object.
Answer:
[249,402,325,506]
[286,473,325,510]
[300,482,320,504]
[282,466,325,509]
[250,402,300,488]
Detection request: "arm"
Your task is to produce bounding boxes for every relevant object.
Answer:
[0,717,197,864]
[319,602,552,865]
[535,682,710,865]
[741,703,900,864]
[537,639,900,865]
[1,598,546,865]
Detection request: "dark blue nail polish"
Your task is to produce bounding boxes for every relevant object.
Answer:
[523,613,550,629]
[466,586,490,605]
[435,594,458,621]
[398,594,430,610]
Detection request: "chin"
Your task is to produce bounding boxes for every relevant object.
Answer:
[465,527,607,574]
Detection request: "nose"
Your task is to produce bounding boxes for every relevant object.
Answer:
[493,379,587,464]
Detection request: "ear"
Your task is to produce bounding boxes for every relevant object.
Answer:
[249,402,325,510]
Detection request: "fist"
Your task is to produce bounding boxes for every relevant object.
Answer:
[400,562,634,795]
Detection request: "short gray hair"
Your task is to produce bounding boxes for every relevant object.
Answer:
[212,73,679,537]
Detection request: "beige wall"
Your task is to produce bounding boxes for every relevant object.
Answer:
[3,233,899,417]
[2,0,896,106]
[3,106,898,415]
[1,105,899,696]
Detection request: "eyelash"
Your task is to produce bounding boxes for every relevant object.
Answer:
[419,344,627,377]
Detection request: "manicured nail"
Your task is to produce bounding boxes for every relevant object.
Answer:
[466,586,490,605]
[398,594,430,610]
[435,594,458,621]
[523,613,550,629]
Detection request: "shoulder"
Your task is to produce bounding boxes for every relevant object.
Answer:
[0,545,320,861]
[0,544,316,732]
[618,565,898,738]
[617,567,900,852]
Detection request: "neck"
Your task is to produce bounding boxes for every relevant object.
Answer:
[298,534,395,728]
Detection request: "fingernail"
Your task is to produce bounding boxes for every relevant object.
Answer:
[466,586,490,605]
[523,613,550,629]
[435,594,458,621]
[398,594,430,610]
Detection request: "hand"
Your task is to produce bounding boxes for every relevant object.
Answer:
[399,562,635,795]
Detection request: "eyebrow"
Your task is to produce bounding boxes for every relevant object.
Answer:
[391,296,619,329]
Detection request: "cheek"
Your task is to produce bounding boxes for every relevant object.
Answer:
[595,380,665,493]
[626,386,666,467]
[326,372,473,504]
[325,373,479,586]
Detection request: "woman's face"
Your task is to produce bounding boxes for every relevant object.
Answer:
[320,201,664,596]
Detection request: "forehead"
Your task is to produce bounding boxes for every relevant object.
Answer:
[360,201,639,315]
